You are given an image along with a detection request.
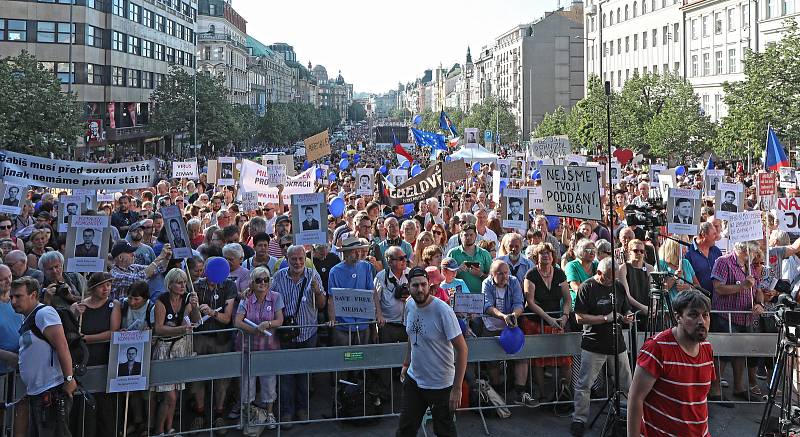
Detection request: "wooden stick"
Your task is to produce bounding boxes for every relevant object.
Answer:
[122,392,130,437]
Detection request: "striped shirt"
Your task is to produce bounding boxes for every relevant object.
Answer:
[710,252,759,326]
[270,267,324,343]
[637,329,714,437]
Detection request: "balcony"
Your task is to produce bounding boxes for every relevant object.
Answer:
[197,32,247,51]
[106,125,159,142]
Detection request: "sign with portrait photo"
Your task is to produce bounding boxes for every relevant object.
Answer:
[217,156,236,186]
[65,215,110,273]
[355,168,374,196]
[509,159,525,180]
[107,330,151,393]
[160,205,191,259]
[657,174,676,201]
[705,169,725,196]
[0,180,27,215]
[780,167,796,189]
[497,159,510,179]
[389,169,408,187]
[502,188,529,231]
[57,195,85,233]
[610,163,622,185]
[666,188,701,236]
[291,192,327,245]
[464,128,479,146]
[715,182,745,221]
[73,189,97,212]
[649,164,667,188]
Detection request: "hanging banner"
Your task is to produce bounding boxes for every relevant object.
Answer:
[539,165,602,220]
[304,129,331,162]
[172,160,198,180]
[379,163,443,207]
[0,150,156,189]
[526,136,571,160]
[239,160,315,205]
[728,210,764,243]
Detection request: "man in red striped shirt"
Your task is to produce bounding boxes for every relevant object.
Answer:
[627,290,714,437]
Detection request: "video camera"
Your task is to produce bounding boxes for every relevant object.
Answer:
[624,200,667,228]
[775,292,800,328]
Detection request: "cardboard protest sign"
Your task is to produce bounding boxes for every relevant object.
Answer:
[241,191,259,213]
[539,165,602,220]
[330,288,375,319]
[57,195,84,233]
[65,215,110,273]
[704,169,725,197]
[0,150,156,189]
[464,128,479,146]
[97,190,119,203]
[291,193,327,246]
[172,159,198,180]
[443,159,467,183]
[727,210,764,243]
[657,174,676,201]
[355,168,373,196]
[777,197,800,233]
[453,293,485,314]
[107,330,151,393]
[528,187,543,211]
[502,188,529,231]
[304,129,331,162]
[714,182,745,221]
[0,180,26,215]
[758,172,777,196]
[160,205,191,259]
[527,136,571,160]
[239,160,316,205]
[780,167,796,189]
[649,164,667,188]
[564,154,588,167]
[666,188,701,236]
[217,157,235,186]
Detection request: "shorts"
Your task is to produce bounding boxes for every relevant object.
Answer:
[519,318,573,368]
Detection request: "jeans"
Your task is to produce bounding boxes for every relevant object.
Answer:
[572,349,632,424]
[29,385,73,437]
[395,377,456,437]
[279,335,316,419]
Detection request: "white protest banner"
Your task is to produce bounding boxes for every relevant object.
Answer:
[331,288,375,319]
[355,168,374,196]
[453,293,485,314]
[160,206,192,259]
[241,191,259,213]
[715,182,744,221]
[526,136,571,160]
[777,197,800,233]
[239,160,315,205]
[0,150,156,189]
[727,210,764,242]
[666,188,701,236]
[107,330,151,393]
[650,164,667,188]
[0,181,26,215]
[291,193,327,246]
[264,164,287,187]
[528,187,543,211]
[540,165,602,220]
[217,157,235,186]
[704,169,725,196]
[57,195,84,233]
[780,167,797,189]
[65,215,110,273]
[97,190,119,202]
[172,159,198,180]
[492,170,501,205]
[564,154,588,167]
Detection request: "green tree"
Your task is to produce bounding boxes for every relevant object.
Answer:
[532,106,569,137]
[229,104,258,146]
[567,75,611,152]
[716,20,800,158]
[0,51,83,157]
[461,97,518,145]
[348,102,367,122]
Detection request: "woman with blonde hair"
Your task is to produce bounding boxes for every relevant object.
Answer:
[412,231,435,267]
[657,238,699,301]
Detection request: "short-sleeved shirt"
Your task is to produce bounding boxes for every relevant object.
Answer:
[192,278,238,333]
[18,305,65,395]
[574,278,630,355]
[636,329,714,437]
[328,260,376,331]
[237,291,284,351]
[447,245,493,294]
[374,268,408,323]
[440,278,469,296]
[658,259,697,301]
[271,267,324,343]
[525,266,568,322]
[710,252,757,326]
[405,297,462,389]
[685,241,722,296]
[0,301,23,374]
[565,259,598,308]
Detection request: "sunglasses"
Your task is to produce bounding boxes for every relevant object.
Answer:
[392,256,407,261]
[583,248,596,253]
[253,277,269,284]
[630,249,645,254]
[0,225,11,230]
[280,243,291,249]
[433,231,443,235]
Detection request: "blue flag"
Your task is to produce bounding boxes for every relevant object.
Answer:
[765,126,789,171]
[411,128,447,151]
[439,110,458,137]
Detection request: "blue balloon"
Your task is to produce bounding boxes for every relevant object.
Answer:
[328,172,337,181]
[532,170,541,181]
[403,203,414,217]
[339,159,349,171]
[412,114,423,125]
[340,151,348,159]
[379,165,388,175]
[445,155,452,162]
[498,326,525,354]
[353,153,361,164]
[675,165,686,176]
[546,216,560,232]
[410,164,422,177]
[315,168,324,179]
[499,180,507,192]
[302,160,311,170]
[328,197,345,218]
[205,257,231,285]
[384,159,391,166]
[472,162,481,172]
[325,160,331,165]
[400,160,410,170]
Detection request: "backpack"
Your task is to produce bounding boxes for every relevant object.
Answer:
[120,298,154,330]
[336,379,382,425]
[20,305,89,377]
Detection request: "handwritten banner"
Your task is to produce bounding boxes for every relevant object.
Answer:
[304,130,331,162]
[526,136,571,160]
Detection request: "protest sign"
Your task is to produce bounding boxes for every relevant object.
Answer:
[777,197,800,233]
[0,150,156,189]
[160,206,192,259]
[172,160,198,180]
[239,160,316,204]
[378,163,443,207]
[715,182,745,221]
[728,210,764,243]
[57,195,84,233]
[780,167,796,189]
[291,193,327,246]
[107,330,151,393]
[264,164,287,187]
[355,168,374,196]
[443,158,467,183]
[528,187,543,211]
[453,293,485,314]
[330,288,375,319]
[304,129,331,162]
[650,164,667,188]
[758,172,777,196]
[502,188,529,231]
[704,169,725,197]
[241,191,259,213]
[97,190,118,202]
[610,163,622,184]
[217,157,235,186]
[539,165,602,220]
[0,180,26,215]
[564,154,588,167]
[497,159,511,179]
[389,169,408,187]
[65,215,110,273]
[526,136,571,160]
[492,170,501,205]
[666,188,701,236]
[464,128,479,145]
[73,189,97,211]
[657,174,676,201]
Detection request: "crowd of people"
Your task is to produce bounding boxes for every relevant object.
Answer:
[0,136,787,437]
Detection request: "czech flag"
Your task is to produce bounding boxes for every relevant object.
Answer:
[765,126,789,171]
[393,132,414,165]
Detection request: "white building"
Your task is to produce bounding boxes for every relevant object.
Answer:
[197,0,249,105]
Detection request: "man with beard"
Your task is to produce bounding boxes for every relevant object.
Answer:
[111,195,139,238]
[627,291,713,437]
[127,221,156,265]
[396,267,467,437]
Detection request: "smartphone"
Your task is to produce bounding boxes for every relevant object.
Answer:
[465,261,480,269]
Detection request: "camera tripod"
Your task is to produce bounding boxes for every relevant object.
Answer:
[643,272,676,340]
[758,306,800,437]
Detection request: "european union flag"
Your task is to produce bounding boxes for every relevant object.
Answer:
[439,110,458,137]
[411,128,447,151]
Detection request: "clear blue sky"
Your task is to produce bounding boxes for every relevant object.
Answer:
[235,0,563,94]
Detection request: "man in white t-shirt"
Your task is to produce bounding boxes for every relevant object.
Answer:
[12,276,77,437]
[397,267,467,437]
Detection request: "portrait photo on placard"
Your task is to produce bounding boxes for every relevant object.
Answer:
[291,193,327,246]
[107,330,151,393]
[715,182,745,220]
[160,205,192,259]
[73,227,102,258]
[217,157,235,186]
[65,215,110,273]
[57,195,84,233]
[666,188,701,236]
[0,181,26,215]
[510,160,524,180]
[497,159,510,179]
[117,345,143,377]
[355,168,373,196]
[649,164,666,188]
[705,170,725,196]
[780,167,796,188]
[502,188,529,231]
[465,128,479,145]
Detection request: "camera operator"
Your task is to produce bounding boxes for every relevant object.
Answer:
[374,246,410,407]
[39,251,84,308]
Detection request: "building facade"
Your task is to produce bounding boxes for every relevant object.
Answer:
[196,0,248,106]
[246,34,293,114]
[0,0,197,156]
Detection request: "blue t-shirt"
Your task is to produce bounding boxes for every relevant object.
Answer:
[658,259,697,301]
[0,301,23,374]
[685,242,722,296]
[440,278,469,295]
[328,260,376,331]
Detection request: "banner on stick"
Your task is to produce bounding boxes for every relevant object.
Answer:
[539,165,602,220]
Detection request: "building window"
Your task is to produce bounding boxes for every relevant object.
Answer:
[56,62,74,83]
[142,9,153,28]
[783,0,794,15]
[155,43,164,60]
[166,47,175,63]
[714,94,721,120]
[127,69,139,87]
[155,14,164,32]
[166,19,174,36]
[617,70,622,87]
[673,23,679,42]
[142,71,153,88]
[625,5,629,20]
[674,61,679,73]
[142,39,152,57]
[127,35,140,55]
[215,46,224,60]
[663,25,669,44]
[633,33,638,50]
[36,22,55,42]
[766,0,776,18]
[642,0,647,14]
[112,0,123,16]
[112,31,124,51]
[633,2,638,17]
[728,48,737,73]
[702,15,709,36]
[727,8,735,31]
[715,50,723,74]
[86,25,102,47]
[617,38,621,54]
[702,95,709,114]
[609,40,613,55]
[715,12,722,34]
[112,66,123,85]
[57,23,74,43]
[185,28,193,43]
[702,53,710,75]
[128,2,140,22]
[652,28,658,46]
[691,19,697,39]
[643,66,648,74]
[86,63,103,84]
[643,31,647,48]
[176,50,184,65]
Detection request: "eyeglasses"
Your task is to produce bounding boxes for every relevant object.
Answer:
[253,277,269,284]
[583,248,596,253]
[433,231,442,235]
[280,243,291,249]
[630,249,645,254]
[0,225,11,230]
[753,261,764,266]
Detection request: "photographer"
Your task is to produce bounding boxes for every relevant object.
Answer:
[39,251,84,308]
[374,246,410,407]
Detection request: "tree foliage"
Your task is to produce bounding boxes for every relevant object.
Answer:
[0,51,83,157]
[462,97,518,144]
[348,102,367,122]
[256,103,341,145]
